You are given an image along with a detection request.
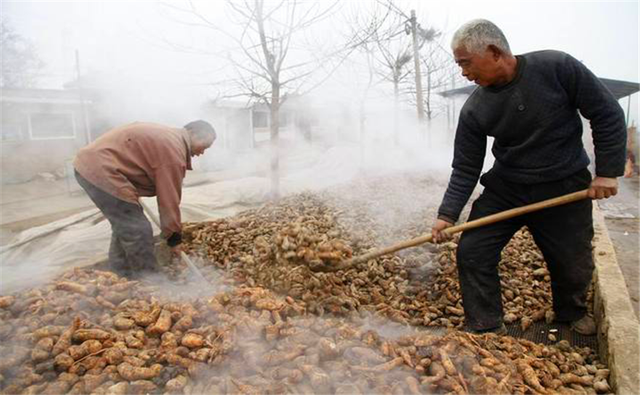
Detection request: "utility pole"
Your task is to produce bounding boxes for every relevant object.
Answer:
[410,10,425,124]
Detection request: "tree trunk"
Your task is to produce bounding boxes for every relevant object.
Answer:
[393,80,399,146]
[410,10,424,123]
[270,83,280,199]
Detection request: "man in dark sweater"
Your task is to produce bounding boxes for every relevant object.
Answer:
[432,19,626,335]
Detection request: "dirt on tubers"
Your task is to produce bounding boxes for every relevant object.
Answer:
[0,174,609,394]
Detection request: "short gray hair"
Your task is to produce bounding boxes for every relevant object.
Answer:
[451,19,512,55]
[184,120,216,141]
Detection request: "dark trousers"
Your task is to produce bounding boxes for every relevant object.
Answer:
[457,168,594,331]
[75,171,157,275]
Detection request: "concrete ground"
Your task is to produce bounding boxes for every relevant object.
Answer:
[600,175,640,321]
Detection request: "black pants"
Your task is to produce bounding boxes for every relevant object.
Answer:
[75,171,157,275]
[457,168,594,331]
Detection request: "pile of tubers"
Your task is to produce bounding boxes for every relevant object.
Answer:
[0,174,607,394]
[0,268,610,394]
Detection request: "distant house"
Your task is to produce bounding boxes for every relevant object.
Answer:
[202,97,343,152]
[0,88,91,183]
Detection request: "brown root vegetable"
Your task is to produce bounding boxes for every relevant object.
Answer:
[68,381,86,395]
[96,296,117,310]
[161,332,179,349]
[516,359,547,393]
[31,337,55,361]
[520,317,533,332]
[560,373,593,386]
[128,380,158,395]
[165,354,195,370]
[422,361,446,385]
[82,373,108,392]
[68,345,88,361]
[173,315,193,332]
[43,380,71,394]
[439,349,457,376]
[593,380,611,393]
[147,309,172,336]
[125,334,144,349]
[318,338,340,361]
[263,348,305,366]
[404,376,422,395]
[343,347,387,365]
[165,375,188,393]
[52,318,80,356]
[543,360,561,378]
[131,307,162,327]
[22,383,48,395]
[105,381,129,395]
[372,357,405,372]
[113,317,135,330]
[0,295,16,309]
[33,325,65,339]
[594,369,610,382]
[72,328,111,343]
[335,384,362,395]
[103,348,124,365]
[181,333,205,349]
[54,353,75,372]
[56,281,89,294]
[116,362,163,381]
[31,348,50,363]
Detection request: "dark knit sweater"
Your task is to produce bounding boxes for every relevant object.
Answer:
[438,50,627,223]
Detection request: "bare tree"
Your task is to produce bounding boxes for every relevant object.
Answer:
[160,0,376,198]
[341,2,392,145]
[367,11,413,145]
[375,3,446,128]
[406,36,455,122]
[0,18,45,88]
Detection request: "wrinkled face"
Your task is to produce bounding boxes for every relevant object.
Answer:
[191,136,215,157]
[453,45,502,87]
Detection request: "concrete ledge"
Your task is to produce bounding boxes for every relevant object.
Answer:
[593,204,640,394]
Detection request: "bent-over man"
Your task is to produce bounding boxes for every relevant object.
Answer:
[74,120,216,277]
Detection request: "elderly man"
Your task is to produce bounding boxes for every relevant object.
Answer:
[74,120,216,277]
[432,20,626,335]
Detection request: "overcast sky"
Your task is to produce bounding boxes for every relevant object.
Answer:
[3,0,639,123]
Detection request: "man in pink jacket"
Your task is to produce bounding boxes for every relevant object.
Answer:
[73,120,216,277]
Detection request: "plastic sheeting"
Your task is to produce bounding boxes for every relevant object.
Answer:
[0,146,366,292]
[0,143,447,293]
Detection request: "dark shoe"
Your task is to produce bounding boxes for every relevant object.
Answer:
[470,324,507,336]
[570,315,596,335]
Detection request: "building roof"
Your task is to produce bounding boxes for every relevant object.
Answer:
[0,88,90,104]
[438,77,640,100]
[599,78,640,100]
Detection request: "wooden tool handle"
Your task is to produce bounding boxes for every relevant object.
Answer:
[139,199,209,283]
[338,189,589,269]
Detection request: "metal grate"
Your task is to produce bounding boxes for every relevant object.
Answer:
[505,321,598,350]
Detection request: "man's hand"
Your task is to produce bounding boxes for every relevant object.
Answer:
[432,219,454,243]
[588,176,618,200]
[170,244,184,257]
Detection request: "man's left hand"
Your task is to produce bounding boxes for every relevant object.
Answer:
[588,176,618,200]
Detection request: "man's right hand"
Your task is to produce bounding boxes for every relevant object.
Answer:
[432,219,454,243]
[170,244,184,257]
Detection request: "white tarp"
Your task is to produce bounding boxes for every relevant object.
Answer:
[0,143,447,293]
